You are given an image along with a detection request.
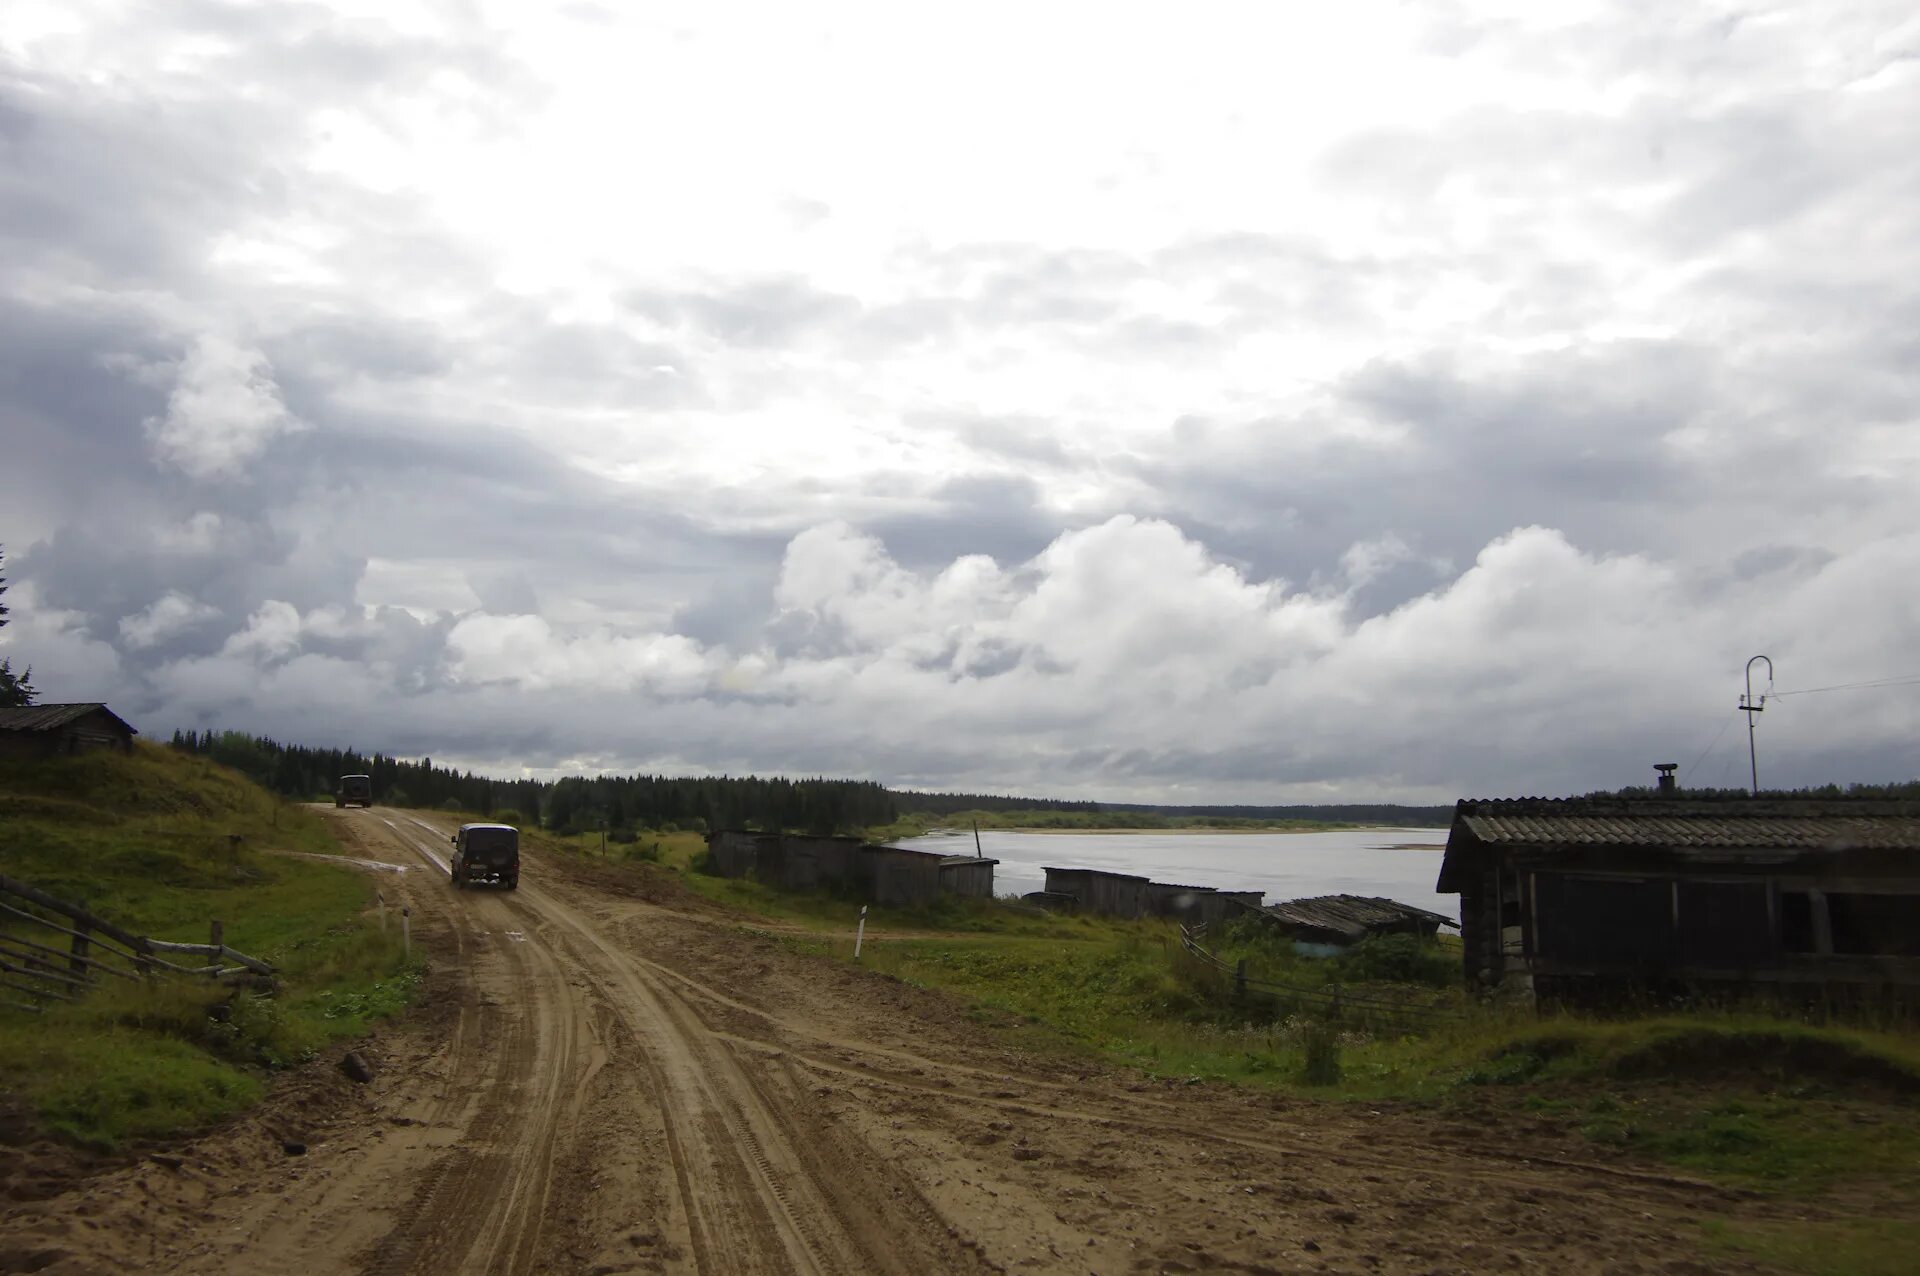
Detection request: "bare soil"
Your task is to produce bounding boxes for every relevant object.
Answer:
[0,809,1813,1274]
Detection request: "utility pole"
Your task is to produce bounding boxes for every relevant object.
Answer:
[1740,654,1773,796]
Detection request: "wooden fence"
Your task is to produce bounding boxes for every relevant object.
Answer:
[1177,923,1452,1032]
[0,873,274,1014]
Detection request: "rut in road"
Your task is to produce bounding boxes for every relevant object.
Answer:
[366,811,990,1276]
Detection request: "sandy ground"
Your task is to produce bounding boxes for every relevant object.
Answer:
[2,808,1787,1274]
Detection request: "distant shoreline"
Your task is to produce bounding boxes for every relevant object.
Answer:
[911,825,1447,838]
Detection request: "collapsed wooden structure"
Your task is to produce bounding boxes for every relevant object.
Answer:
[1438,795,1920,1007]
[1251,894,1457,947]
[703,831,998,906]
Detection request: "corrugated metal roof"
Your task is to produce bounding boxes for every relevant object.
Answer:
[1456,798,1920,850]
[0,703,135,734]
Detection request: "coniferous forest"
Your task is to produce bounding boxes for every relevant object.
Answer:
[166,729,1458,834]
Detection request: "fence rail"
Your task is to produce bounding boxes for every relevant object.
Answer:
[1177,923,1454,1030]
[0,873,275,1012]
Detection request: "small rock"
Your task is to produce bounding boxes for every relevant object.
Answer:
[1302,1240,1321,1253]
[281,1140,307,1157]
[340,1052,375,1084]
[1011,1148,1042,1162]
[149,1154,184,1170]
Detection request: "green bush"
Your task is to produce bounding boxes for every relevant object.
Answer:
[1329,934,1457,987]
[1300,1021,1343,1085]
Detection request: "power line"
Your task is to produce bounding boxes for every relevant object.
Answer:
[1770,673,1920,699]
[1682,712,1737,787]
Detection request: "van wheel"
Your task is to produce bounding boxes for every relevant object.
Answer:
[505,877,519,891]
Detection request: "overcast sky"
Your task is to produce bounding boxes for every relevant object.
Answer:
[3,1,1918,802]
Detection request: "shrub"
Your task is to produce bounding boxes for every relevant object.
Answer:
[1300,1021,1343,1085]
[1330,933,1457,988]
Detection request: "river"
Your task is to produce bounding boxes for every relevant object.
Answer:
[906,827,1456,920]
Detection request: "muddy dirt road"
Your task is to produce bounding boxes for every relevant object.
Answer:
[6,809,1771,1274]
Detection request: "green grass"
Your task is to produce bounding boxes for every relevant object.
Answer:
[1,743,420,1148]
[1704,1218,1920,1276]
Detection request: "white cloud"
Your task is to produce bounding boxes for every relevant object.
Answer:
[144,337,303,481]
[118,590,219,648]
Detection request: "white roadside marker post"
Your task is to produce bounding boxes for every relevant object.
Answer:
[377,891,388,934]
[854,905,868,960]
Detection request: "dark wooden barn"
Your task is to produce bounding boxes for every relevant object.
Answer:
[938,855,999,899]
[1146,882,1264,925]
[0,703,137,756]
[702,831,996,906]
[1042,867,1152,918]
[1438,796,1920,1006]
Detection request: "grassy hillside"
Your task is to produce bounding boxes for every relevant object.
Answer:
[0,743,416,1147]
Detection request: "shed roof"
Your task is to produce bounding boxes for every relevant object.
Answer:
[0,703,137,735]
[1041,865,1151,882]
[1439,796,1920,892]
[938,855,1000,867]
[1454,797,1920,851]
[1263,894,1456,938]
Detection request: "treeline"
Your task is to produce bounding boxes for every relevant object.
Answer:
[166,730,898,835]
[890,790,1102,816]
[893,791,1453,827]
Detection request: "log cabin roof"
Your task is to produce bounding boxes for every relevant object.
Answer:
[0,703,137,734]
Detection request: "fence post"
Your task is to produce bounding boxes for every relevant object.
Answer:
[377,891,389,933]
[1234,958,1247,1001]
[853,906,868,960]
[401,907,411,959]
[209,919,224,963]
[68,921,92,979]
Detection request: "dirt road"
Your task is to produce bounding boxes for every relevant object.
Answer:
[5,810,1774,1274]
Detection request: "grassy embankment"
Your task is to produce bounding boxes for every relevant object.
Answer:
[530,831,1920,1274]
[0,743,418,1148]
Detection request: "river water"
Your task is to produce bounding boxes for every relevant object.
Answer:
[906,827,1456,920]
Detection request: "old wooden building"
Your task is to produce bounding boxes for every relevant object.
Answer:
[702,831,997,906]
[1042,866,1152,918]
[1146,882,1263,926]
[0,703,137,756]
[938,855,999,899]
[1439,796,1920,1006]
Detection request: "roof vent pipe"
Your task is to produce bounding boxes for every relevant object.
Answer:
[1654,762,1678,795]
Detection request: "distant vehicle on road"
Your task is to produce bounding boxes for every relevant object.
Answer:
[335,774,374,808]
[452,823,520,891]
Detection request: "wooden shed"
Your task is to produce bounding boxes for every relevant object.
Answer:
[860,845,947,906]
[1042,867,1152,919]
[0,703,137,756]
[1438,796,1920,1007]
[762,835,867,892]
[938,855,999,899]
[704,829,767,878]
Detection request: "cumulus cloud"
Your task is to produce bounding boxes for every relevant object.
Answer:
[2,1,1916,799]
[144,337,304,481]
[118,591,220,649]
